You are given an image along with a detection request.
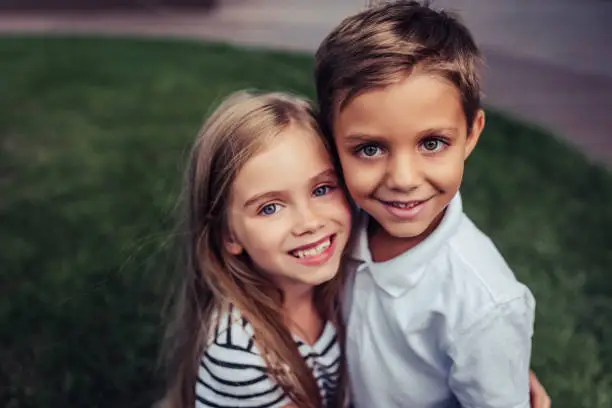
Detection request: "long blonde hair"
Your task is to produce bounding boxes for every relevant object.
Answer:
[160,90,347,408]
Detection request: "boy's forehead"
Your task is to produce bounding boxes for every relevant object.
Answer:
[332,73,466,135]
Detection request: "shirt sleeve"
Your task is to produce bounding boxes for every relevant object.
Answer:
[195,321,291,408]
[448,290,535,408]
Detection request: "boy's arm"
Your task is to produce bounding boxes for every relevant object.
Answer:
[448,291,535,408]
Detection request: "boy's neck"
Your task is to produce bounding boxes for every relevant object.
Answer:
[368,208,446,263]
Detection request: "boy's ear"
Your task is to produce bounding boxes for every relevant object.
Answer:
[464,109,485,160]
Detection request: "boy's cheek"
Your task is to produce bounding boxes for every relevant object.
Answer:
[343,171,376,198]
[429,155,466,188]
[336,153,374,181]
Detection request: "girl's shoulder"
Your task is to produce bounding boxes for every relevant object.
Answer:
[201,303,267,375]
[207,303,258,352]
[196,304,290,407]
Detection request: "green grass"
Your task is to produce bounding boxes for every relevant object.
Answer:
[0,36,610,408]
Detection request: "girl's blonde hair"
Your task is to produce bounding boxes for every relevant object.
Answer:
[160,90,347,408]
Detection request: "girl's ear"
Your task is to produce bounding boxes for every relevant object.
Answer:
[224,228,243,255]
[225,239,243,255]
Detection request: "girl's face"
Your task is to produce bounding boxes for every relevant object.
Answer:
[225,125,352,296]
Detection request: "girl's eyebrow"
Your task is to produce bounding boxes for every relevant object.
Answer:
[243,168,336,209]
[243,191,283,209]
[311,168,336,184]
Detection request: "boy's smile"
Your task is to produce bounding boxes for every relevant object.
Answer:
[333,71,484,259]
[378,195,435,221]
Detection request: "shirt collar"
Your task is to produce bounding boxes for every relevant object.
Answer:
[349,192,464,297]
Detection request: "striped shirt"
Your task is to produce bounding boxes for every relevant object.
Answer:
[196,305,342,408]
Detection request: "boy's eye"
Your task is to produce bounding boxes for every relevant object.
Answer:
[420,138,447,153]
[313,185,334,197]
[356,144,383,158]
[259,203,279,216]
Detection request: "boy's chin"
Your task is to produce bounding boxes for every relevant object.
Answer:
[373,210,445,244]
[379,220,432,240]
[368,196,450,243]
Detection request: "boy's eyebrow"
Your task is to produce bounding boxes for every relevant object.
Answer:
[341,133,387,143]
[243,168,336,208]
[342,127,460,142]
[417,127,460,137]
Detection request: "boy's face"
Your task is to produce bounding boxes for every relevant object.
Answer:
[332,72,484,241]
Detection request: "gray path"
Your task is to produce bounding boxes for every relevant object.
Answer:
[0,0,610,165]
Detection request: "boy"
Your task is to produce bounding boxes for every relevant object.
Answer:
[315,1,542,407]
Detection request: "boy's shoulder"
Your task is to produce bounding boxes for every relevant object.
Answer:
[408,213,535,343]
[433,213,533,315]
[444,214,522,294]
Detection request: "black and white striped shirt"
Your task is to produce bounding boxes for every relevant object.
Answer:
[196,305,342,408]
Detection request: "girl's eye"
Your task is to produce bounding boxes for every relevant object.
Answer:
[420,138,447,153]
[356,144,383,158]
[259,203,279,216]
[313,185,334,197]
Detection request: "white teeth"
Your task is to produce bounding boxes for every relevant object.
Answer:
[292,238,332,259]
[391,201,419,209]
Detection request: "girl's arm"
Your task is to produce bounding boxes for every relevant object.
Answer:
[529,370,551,408]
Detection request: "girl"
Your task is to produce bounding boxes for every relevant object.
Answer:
[161,90,353,408]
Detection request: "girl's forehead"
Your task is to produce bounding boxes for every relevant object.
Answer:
[254,126,330,168]
[230,128,334,201]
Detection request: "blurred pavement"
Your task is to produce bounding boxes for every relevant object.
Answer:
[0,0,610,165]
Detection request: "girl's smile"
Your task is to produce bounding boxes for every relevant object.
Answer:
[225,124,351,293]
[289,233,337,266]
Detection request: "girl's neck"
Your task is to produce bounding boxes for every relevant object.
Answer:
[282,284,323,346]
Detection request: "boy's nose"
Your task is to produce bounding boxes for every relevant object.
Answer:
[385,153,420,191]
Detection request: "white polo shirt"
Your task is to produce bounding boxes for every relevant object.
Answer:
[344,193,535,408]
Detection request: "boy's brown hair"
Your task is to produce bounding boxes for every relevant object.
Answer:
[315,0,482,136]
